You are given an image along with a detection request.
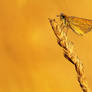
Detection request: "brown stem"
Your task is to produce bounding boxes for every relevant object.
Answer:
[49,18,90,92]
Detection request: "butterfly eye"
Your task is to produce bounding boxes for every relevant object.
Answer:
[61,15,65,19]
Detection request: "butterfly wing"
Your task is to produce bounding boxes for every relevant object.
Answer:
[68,16,92,35]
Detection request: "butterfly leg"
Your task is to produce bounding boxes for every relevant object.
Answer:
[56,23,65,36]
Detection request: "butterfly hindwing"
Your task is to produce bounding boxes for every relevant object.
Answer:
[68,16,92,35]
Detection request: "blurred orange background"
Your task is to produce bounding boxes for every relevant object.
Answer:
[0,0,92,92]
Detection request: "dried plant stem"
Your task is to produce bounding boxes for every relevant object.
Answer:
[49,18,90,92]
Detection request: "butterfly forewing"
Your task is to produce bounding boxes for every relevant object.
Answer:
[68,16,92,35]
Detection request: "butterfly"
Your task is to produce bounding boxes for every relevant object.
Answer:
[57,13,92,35]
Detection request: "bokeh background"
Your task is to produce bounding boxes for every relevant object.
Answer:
[0,0,92,92]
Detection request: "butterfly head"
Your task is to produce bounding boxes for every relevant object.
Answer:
[56,13,67,25]
[56,13,66,20]
[60,13,66,19]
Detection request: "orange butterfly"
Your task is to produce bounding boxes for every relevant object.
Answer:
[57,13,92,35]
